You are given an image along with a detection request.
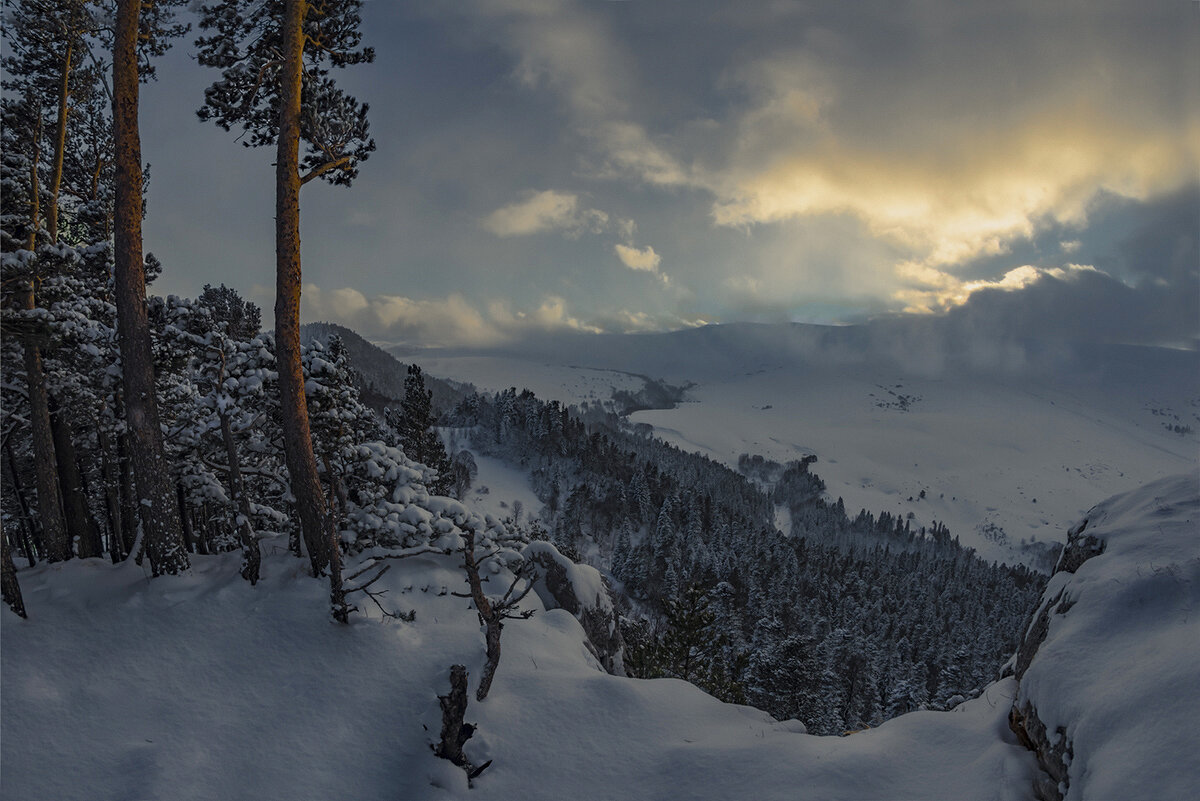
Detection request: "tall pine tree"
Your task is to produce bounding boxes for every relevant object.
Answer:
[196,0,374,619]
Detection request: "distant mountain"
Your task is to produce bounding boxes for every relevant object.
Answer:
[300,321,467,416]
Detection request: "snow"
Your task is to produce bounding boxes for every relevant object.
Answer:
[1014,472,1200,801]
[407,325,1197,563]
[1,549,1040,801]
[459,452,545,526]
[522,540,613,616]
[7,473,1199,798]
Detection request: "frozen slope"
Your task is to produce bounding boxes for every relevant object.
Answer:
[1008,472,1200,800]
[6,476,1197,800]
[2,550,1037,801]
[408,325,1197,562]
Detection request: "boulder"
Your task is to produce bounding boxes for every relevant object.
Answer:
[521,542,626,676]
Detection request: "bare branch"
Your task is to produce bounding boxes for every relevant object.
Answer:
[346,545,452,581]
[343,563,390,594]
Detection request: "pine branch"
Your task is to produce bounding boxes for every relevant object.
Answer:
[299,154,350,185]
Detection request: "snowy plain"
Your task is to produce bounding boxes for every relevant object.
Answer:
[413,323,1198,563]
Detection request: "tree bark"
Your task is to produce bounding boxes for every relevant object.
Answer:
[275,0,330,579]
[49,398,103,558]
[463,528,503,701]
[96,418,124,563]
[116,430,138,558]
[20,286,70,563]
[435,665,475,767]
[47,36,73,244]
[1,531,27,619]
[3,439,39,567]
[26,112,41,251]
[112,0,189,576]
[219,410,260,584]
[175,482,195,554]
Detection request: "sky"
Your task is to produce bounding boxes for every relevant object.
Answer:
[141,0,1199,349]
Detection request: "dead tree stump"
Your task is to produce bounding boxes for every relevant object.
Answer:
[435,665,475,767]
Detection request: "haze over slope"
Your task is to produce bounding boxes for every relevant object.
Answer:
[402,322,1198,563]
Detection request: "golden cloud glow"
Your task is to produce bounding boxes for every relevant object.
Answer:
[711,112,1197,282]
[894,263,1102,314]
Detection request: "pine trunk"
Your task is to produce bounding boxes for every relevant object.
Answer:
[3,439,38,567]
[112,0,189,576]
[96,419,125,562]
[275,0,331,578]
[49,400,102,558]
[116,430,138,558]
[175,482,195,554]
[21,287,70,562]
[26,113,40,251]
[1,532,27,619]
[47,37,73,244]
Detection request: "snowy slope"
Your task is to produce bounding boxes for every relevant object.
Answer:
[6,477,1198,800]
[404,325,1198,563]
[1010,472,1200,801]
[1,548,1039,801]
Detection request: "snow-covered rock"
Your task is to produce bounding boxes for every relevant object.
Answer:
[521,541,626,676]
[1006,472,1200,801]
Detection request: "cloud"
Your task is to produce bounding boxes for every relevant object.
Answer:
[392,0,1198,336]
[939,267,1199,350]
[296,281,719,348]
[614,243,661,272]
[483,189,609,237]
[894,263,1102,314]
[300,284,614,348]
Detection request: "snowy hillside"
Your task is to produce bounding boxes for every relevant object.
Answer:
[2,542,1038,801]
[1006,472,1200,801]
[5,473,1197,800]
[406,324,1198,564]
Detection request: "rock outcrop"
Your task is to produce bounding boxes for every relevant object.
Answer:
[522,542,626,676]
[1005,473,1200,801]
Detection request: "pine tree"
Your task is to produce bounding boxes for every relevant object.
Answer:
[111,0,191,575]
[196,0,374,619]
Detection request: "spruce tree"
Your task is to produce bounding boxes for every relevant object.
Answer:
[396,364,452,494]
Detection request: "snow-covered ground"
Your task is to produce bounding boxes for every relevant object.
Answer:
[4,465,1196,799]
[455,451,545,528]
[2,547,1039,801]
[1012,472,1200,801]
[407,325,1198,563]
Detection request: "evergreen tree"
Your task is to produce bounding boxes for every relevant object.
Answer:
[394,364,452,494]
[111,0,191,575]
[196,0,374,619]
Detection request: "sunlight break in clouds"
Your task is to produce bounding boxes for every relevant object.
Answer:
[451,0,1197,326]
[895,263,1102,313]
[299,284,605,348]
